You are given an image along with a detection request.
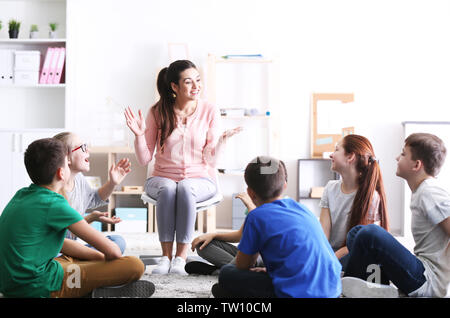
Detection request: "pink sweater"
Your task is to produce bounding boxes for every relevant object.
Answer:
[134,99,222,182]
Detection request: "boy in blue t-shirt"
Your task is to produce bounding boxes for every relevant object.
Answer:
[212,156,342,298]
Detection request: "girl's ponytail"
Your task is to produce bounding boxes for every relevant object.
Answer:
[343,135,389,236]
[156,67,176,104]
[153,67,177,151]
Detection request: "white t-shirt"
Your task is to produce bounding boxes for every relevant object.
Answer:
[65,172,109,240]
[319,180,380,251]
[408,178,450,298]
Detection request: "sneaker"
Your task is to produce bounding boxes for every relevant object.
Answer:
[92,280,155,298]
[152,256,171,275]
[169,256,188,276]
[185,261,218,275]
[139,255,161,266]
[341,276,399,298]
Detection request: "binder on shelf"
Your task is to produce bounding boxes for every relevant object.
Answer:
[52,47,65,84]
[0,49,15,85]
[39,47,55,84]
[47,47,60,84]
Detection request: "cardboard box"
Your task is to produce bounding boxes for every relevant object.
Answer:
[14,70,39,85]
[122,186,143,192]
[14,51,40,71]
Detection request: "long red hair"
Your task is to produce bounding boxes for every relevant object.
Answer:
[342,134,389,233]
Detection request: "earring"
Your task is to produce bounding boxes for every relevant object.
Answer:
[172,93,176,98]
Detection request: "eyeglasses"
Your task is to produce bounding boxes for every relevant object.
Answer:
[72,143,88,153]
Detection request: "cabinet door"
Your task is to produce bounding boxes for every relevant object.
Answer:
[0,130,63,214]
[11,133,32,195]
[0,132,14,213]
[13,131,62,190]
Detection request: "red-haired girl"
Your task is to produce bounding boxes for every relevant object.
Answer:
[319,134,389,271]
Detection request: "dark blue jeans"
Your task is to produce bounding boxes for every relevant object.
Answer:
[344,224,426,295]
[218,263,276,298]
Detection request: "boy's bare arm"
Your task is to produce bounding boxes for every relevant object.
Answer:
[60,238,104,261]
[68,219,121,260]
[319,208,331,240]
[235,251,259,270]
[236,192,256,212]
[191,230,242,251]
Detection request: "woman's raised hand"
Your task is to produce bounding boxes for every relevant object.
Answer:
[124,106,146,137]
[219,126,243,143]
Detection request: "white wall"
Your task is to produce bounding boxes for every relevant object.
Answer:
[67,0,450,233]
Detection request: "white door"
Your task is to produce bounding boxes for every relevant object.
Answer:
[0,132,14,213]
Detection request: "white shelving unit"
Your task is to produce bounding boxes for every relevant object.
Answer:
[0,0,67,213]
[206,53,279,228]
[0,39,67,44]
[88,146,151,233]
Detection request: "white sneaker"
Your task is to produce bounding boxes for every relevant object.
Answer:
[341,276,399,298]
[151,256,171,275]
[169,256,188,276]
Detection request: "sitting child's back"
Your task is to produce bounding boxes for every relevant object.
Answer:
[0,184,82,297]
[239,197,342,297]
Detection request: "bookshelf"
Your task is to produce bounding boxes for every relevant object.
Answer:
[87,146,152,232]
[0,39,66,44]
[206,53,280,227]
[0,0,67,213]
[0,0,67,129]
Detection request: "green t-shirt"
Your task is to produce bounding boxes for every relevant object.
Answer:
[0,184,83,298]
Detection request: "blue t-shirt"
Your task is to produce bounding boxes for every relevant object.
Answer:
[238,198,342,298]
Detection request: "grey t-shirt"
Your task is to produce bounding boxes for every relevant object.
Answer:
[408,178,450,298]
[319,180,380,251]
[65,172,108,240]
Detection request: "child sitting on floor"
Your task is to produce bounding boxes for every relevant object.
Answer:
[186,192,262,275]
[342,133,450,298]
[212,156,342,298]
[319,134,389,271]
[0,138,152,298]
[54,132,130,255]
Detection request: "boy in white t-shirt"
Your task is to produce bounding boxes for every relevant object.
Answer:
[342,133,450,298]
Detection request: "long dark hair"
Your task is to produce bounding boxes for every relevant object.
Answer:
[342,134,389,233]
[152,60,197,151]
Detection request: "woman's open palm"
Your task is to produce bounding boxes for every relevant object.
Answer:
[124,106,146,136]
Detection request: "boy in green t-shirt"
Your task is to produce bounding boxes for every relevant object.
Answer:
[0,138,153,298]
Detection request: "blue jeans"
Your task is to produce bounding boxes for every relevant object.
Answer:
[86,234,126,255]
[217,263,276,298]
[344,224,426,295]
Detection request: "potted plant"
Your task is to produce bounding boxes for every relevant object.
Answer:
[30,24,39,39]
[0,20,2,32]
[49,22,58,38]
[8,19,21,39]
